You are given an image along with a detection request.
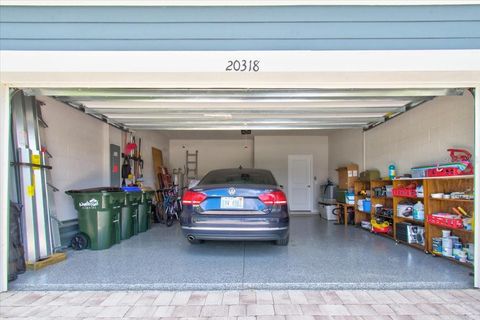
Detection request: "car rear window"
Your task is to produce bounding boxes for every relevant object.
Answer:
[200,170,277,185]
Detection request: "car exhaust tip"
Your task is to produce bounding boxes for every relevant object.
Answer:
[187,235,195,241]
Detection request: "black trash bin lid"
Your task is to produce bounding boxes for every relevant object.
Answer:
[66,187,124,194]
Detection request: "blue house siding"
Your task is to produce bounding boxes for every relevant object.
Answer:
[1,5,480,51]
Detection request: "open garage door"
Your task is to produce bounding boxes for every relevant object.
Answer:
[2,85,478,291]
[24,88,463,131]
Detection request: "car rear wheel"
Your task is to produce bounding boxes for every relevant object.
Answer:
[275,236,289,246]
[187,237,204,244]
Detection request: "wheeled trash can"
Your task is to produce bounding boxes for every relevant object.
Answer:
[122,186,142,236]
[139,189,155,232]
[66,187,123,250]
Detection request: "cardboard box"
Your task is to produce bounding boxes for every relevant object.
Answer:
[336,164,359,189]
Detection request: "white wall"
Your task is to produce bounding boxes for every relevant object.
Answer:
[109,128,169,188]
[327,129,364,184]
[169,139,253,178]
[254,136,329,212]
[328,93,474,179]
[41,97,109,221]
[365,93,474,176]
[41,97,169,221]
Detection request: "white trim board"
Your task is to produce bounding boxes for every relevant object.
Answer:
[2,1,480,6]
[1,50,480,88]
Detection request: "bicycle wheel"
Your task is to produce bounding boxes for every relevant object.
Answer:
[175,198,183,215]
[155,202,165,224]
[162,204,170,225]
[166,210,174,227]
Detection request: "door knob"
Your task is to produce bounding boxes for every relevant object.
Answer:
[307,185,311,188]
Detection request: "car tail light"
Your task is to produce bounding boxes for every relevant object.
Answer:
[182,190,207,205]
[259,190,287,205]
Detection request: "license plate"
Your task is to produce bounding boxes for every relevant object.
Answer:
[220,197,244,209]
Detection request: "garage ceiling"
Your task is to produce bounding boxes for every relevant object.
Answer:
[26,88,463,131]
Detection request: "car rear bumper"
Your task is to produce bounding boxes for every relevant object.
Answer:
[181,225,289,241]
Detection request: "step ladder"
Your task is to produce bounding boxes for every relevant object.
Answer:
[10,91,60,263]
[185,150,199,180]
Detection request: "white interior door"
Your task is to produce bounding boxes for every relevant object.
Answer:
[288,155,313,211]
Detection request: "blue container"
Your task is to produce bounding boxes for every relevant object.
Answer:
[122,186,142,192]
[363,199,372,212]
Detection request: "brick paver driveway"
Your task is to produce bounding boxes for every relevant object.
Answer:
[1,289,480,319]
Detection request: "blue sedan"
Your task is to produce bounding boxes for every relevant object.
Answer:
[180,168,290,245]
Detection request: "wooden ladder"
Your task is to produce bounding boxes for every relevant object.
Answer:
[185,150,199,180]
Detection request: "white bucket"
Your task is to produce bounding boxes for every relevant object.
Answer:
[442,237,453,249]
[442,230,451,237]
[457,251,467,263]
[442,246,453,257]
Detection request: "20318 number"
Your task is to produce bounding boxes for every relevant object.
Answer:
[226,60,260,72]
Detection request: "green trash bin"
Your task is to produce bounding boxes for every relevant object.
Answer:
[109,191,124,244]
[123,187,142,236]
[66,187,123,250]
[139,190,155,233]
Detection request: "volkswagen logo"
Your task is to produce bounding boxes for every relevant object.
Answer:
[228,187,236,196]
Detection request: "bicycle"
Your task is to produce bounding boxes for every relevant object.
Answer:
[155,186,183,227]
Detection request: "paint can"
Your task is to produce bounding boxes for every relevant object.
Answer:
[466,243,475,262]
[453,242,463,259]
[442,230,451,237]
[457,251,467,263]
[432,237,442,255]
[442,237,453,248]
[450,236,460,244]
[442,246,453,257]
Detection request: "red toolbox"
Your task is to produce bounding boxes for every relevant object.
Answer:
[427,214,463,229]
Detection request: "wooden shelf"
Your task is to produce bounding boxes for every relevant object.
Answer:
[395,196,425,200]
[374,213,394,219]
[374,232,395,240]
[431,253,474,268]
[429,198,473,203]
[397,239,425,251]
[356,210,371,215]
[357,225,394,240]
[424,177,474,267]
[428,224,473,233]
[396,216,425,225]
[344,176,474,269]
[395,175,473,181]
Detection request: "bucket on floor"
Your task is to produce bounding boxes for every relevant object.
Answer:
[450,236,460,245]
[442,230,451,237]
[453,242,463,258]
[442,246,453,257]
[457,251,467,263]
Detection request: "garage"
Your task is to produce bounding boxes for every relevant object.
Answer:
[1,2,480,296]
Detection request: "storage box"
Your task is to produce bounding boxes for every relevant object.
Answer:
[392,187,417,198]
[363,199,372,212]
[396,222,410,243]
[411,166,428,178]
[397,203,414,219]
[335,189,348,203]
[427,213,464,229]
[407,225,425,245]
[336,164,359,189]
[385,185,393,198]
[359,170,381,182]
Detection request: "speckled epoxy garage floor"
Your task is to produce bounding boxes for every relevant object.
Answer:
[11,216,473,290]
